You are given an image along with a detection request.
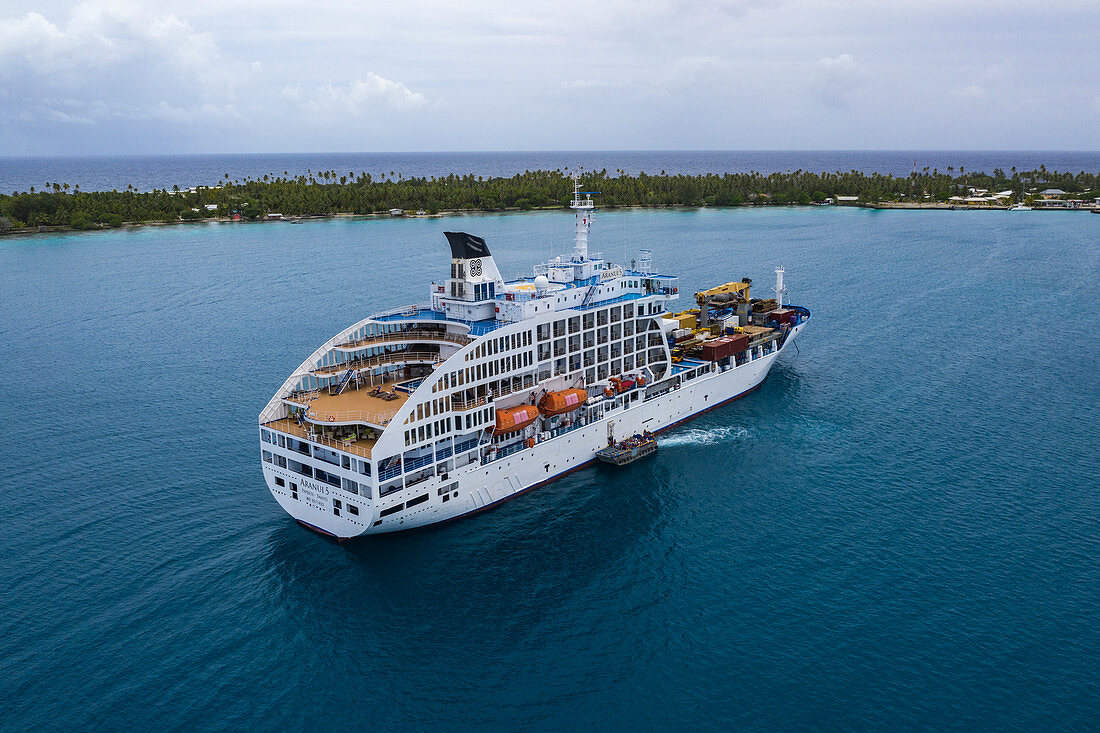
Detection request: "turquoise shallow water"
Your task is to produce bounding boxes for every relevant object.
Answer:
[0,208,1097,730]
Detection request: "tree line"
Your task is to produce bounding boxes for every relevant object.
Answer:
[1,166,1097,230]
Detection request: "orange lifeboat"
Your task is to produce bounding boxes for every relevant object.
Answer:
[492,404,539,435]
[538,388,588,416]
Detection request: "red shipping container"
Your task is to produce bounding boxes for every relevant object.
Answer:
[726,335,750,354]
[702,337,735,361]
[768,309,795,325]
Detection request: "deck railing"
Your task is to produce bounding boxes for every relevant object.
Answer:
[263,418,376,459]
[453,439,478,455]
[304,406,401,427]
[312,350,445,376]
[452,395,492,411]
[335,329,472,351]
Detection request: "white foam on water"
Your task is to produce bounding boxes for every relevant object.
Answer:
[660,425,750,448]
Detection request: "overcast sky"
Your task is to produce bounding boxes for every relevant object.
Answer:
[1,0,1098,155]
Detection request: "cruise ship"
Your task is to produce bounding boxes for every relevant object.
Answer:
[258,182,811,538]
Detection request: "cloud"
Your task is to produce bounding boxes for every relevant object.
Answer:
[301,74,430,117]
[952,62,1010,101]
[562,79,610,90]
[1,0,1099,154]
[0,0,252,124]
[812,53,866,108]
[954,84,987,100]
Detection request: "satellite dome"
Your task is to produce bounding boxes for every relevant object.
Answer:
[534,275,550,292]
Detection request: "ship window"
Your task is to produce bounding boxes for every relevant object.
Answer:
[262,450,273,463]
[380,503,403,517]
[407,493,429,508]
[278,435,286,448]
[359,460,371,476]
[348,504,359,516]
[275,477,285,487]
[343,478,358,494]
[275,455,287,468]
[261,429,272,443]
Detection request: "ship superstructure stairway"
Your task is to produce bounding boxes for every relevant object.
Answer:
[580,278,600,308]
[335,368,356,395]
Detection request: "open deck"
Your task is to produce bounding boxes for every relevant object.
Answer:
[287,382,410,426]
[264,417,377,459]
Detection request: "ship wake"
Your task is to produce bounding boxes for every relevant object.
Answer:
[660,426,750,448]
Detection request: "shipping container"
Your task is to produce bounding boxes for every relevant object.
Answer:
[726,334,750,354]
[701,338,734,361]
[767,309,796,325]
[674,313,698,330]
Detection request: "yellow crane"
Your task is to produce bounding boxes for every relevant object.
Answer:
[694,279,751,307]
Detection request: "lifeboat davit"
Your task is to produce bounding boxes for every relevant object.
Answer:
[538,388,588,416]
[493,404,539,435]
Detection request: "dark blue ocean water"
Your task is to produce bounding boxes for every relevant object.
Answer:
[0,207,1098,730]
[3,150,1100,194]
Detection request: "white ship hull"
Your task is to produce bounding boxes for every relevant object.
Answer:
[261,320,805,539]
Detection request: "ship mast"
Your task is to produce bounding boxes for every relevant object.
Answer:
[570,173,594,263]
[774,265,786,307]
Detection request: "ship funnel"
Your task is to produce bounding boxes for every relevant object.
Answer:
[444,231,503,301]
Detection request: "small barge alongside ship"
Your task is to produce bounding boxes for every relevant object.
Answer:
[258,180,810,538]
[596,433,658,466]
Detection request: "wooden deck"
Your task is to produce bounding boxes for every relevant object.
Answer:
[265,417,377,459]
[293,383,410,426]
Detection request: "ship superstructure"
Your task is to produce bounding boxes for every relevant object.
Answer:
[258,180,810,538]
